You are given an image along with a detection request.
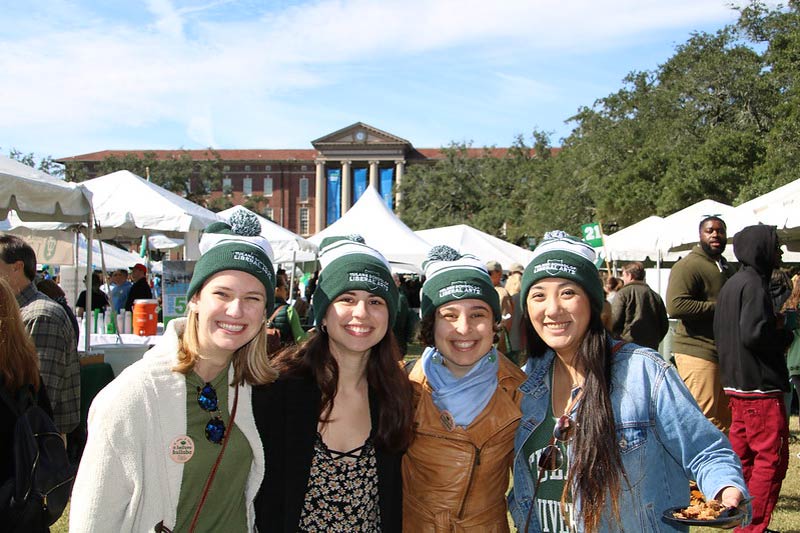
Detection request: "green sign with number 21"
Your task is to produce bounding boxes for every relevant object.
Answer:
[581,222,603,247]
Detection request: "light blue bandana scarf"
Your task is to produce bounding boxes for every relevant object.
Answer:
[421,345,499,428]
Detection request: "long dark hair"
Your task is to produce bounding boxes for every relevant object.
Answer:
[0,277,40,391]
[523,300,626,532]
[271,329,415,453]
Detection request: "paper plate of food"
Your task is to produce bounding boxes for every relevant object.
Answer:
[662,499,745,529]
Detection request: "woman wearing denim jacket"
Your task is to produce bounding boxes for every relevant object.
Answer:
[508,231,749,533]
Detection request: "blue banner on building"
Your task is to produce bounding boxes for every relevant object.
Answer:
[327,168,341,224]
[353,168,368,204]
[380,168,394,209]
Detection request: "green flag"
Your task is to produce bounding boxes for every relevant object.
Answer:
[580,222,603,247]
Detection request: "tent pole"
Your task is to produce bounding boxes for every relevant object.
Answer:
[656,250,662,295]
[288,251,297,306]
[71,230,80,308]
[84,216,94,354]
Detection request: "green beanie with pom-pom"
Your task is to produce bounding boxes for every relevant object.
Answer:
[186,209,276,312]
[311,235,398,328]
[420,245,501,321]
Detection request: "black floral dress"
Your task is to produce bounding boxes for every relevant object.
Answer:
[298,433,381,532]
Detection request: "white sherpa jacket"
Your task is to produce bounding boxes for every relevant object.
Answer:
[69,318,264,532]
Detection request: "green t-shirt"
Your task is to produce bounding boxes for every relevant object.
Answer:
[174,366,252,532]
[521,368,576,533]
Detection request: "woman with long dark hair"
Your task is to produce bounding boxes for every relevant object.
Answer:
[252,235,414,533]
[71,213,279,532]
[509,231,748,532]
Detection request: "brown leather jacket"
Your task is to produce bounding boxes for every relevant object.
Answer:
[402,354,526,532]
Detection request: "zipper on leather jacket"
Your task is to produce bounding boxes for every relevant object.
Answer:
[457,444,481,518]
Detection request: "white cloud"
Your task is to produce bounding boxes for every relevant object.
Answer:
[146,0,185,39]
[0,0,745,156]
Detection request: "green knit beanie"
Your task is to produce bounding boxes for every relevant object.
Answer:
[186,211,276,312]
[420,245,501,321]
[521,230,605,314]
[311,235,398,328]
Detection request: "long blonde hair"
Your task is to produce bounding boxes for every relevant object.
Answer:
[0,277,40,391]
[505,272,522,296]
[782,275,800,313]
[173,307,278,386]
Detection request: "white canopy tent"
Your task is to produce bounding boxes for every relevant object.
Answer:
[414,224,533,268]
[148,234,184,251]
[1,156,91,223]
[77,235,161,273]
[78,170,221,259]
[217,205,317,264]
[656,199,760,260]
[309,187,430,270]
[0,218,154,272]
[0,155,95,350]
[600,216,667,262]
[738,177,800,219]
[598,216,675,294]
[737,177,800,251]
[7,170,222,259]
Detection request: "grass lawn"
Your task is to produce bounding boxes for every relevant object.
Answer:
[52,397,800,532]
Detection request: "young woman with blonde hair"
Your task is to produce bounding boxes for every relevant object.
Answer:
[71,213,278,532]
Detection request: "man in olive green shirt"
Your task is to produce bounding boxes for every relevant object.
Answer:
[666,216,733,433]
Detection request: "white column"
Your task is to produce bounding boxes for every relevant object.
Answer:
[315,160,325,232]
[395,160,405,208]
[342,160,352,213]
[369,160,379,189]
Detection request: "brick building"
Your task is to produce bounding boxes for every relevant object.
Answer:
[56,122,518,237]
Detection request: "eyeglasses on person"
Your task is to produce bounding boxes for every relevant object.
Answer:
[538,413,577,472]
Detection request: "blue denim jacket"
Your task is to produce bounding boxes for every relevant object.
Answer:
[508,340,749,532]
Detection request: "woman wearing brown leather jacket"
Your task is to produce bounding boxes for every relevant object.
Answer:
[402,246,526,532]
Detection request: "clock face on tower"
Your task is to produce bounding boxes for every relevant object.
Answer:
[355,131,366,142]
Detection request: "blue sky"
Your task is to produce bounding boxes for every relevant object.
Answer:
[0,0,752,161]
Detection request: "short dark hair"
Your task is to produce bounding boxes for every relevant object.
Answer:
[36,278,66,299]
[622,262,645,281]
[0,235,37,281]
[85,271,104,286]
[699,216,726,232]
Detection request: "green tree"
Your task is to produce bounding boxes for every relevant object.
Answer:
[206,195,234,212]
[66,149,224,207]
[242,194,268,213]
[397,143,486,231]
[5,148,65,177]
[551,19,772,232]
[738,0,800,199]
[396,135,559,244]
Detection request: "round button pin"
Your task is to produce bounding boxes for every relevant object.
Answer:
[169,435,195,463]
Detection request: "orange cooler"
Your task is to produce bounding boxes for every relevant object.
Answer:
[133,299,158,336]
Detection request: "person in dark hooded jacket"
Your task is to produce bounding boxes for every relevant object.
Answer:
[714,224,792,533]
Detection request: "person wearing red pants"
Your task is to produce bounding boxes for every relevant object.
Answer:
[715,224,793,533]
